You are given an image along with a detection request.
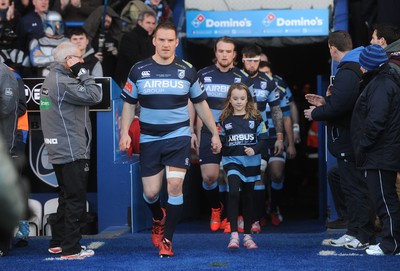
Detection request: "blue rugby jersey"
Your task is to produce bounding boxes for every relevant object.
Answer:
[219,115,268,183]
[197,65,253,123]
[252,72,281,122]
[120,57,207,143]
[265,75,294,139]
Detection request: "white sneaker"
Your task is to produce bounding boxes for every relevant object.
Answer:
[60,248,94,260]
[366,244,384,256]
[49,245,86,254]
[330,234,355,247]
[344,238,369,250]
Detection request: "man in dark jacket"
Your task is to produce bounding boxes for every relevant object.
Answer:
[115,10,156,87]
[304,30,375,250]
[83,6,123,79]
[352,44,400,255]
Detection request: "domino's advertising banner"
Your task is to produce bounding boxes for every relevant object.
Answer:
[186,9,329,38]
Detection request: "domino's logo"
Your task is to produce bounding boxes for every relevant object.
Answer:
[262,13,276,27]
[192,14,205,28]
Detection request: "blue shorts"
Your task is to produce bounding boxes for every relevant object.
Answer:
[140,136,191,177]
[199,127,222,165]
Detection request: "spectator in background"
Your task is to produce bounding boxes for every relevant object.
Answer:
[0,0,30,75]
[29,11,69,77]
[144,0,172,23]
[14,0,34,16]
[70,27,103,77]
[370,23,400,49]
[0,0,20,24]
[115,10,156,87]
[16,0,49,65]
[52,0,101,23]
[362,0,400,30]
[83,5,123,79]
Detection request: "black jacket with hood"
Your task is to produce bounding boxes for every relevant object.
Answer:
[351,63,400,171]
[311,47,363,160]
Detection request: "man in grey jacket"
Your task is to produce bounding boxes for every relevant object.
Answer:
[39,41,102,260]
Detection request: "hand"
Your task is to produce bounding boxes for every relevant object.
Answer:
[65,55,81,68]
[286,144,296,159]
[304,106,315,121]
[326,84,333,96]
[294,130,301,144]
[71,0,81,8]
[191,133,198,150]
[274,140,284,156]
[293,124,301,144]
[95,52,103,62]
[107,46,118,56]
[211,134,222,154]
[60,0,70,10]
[305,94,325,106]
[6,2,14,21]
[119,132,131,152]
[244,146,255,156]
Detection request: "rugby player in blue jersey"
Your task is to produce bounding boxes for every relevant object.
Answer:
[119,22,221,257]
[196,36,253,232]
[241,46,287,231]
[258,53,298,227]
[219,82,268,249]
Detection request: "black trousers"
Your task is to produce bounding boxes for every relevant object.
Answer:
[327,166,347,220]
[337,158,375,243]
[50,160,90,256]
[227,175,255,234]
[365,169,400,254]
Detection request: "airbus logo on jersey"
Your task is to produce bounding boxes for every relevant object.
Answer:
[228,134,255,146]
[205,85,229,93]
[254,89,266,99]
[143,80,185,89]
[234,78,241,83]
[204,76,212,83]
[141,71,150,78]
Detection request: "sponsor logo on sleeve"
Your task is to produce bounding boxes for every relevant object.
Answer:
[125,81,133,94]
